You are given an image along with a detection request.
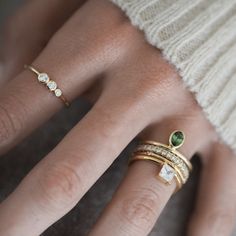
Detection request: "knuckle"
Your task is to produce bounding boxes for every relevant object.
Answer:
[37,161,82,211]
[206,209,235,229]
[0,104,22,146]
[113,57,179,107]
[137,71,177,103]
[120,187,160,233]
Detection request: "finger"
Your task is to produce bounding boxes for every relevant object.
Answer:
[188,143,236,236]
[0,0,125,155]
[81,79,104,104]
[89,116,213,236]
[1,0,86,83]
[0,85,151,236]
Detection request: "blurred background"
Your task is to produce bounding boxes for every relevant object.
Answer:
[0,1,234,235]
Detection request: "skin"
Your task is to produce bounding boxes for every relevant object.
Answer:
[0,0,236,235]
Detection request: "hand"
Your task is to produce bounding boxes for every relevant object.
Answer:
[0,0,235,235]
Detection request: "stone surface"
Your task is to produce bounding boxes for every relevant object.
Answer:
[38,73,50,83]
[170,131,184,148]
[55,89,62,97]
[47,81,57,91]
[159,164,176,183]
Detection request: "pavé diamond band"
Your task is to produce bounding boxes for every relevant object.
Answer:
[24,65,70,107]
[130,131,192,192]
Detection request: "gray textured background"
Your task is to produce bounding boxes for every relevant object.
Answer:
[0,1,235,236]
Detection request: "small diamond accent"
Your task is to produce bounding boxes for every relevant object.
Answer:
[47,81,57,91]
[38,73,49,83]
[150,146,155,151]
[55,89,62,97]
[166,152,171,158]
[161,150,167,156]
[159,164,176,183]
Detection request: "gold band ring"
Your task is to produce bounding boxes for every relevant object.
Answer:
[24,65,70,107]
[131,155,183,192]
[132,151,186,183]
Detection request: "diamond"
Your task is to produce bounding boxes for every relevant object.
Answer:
[47,81,57,91]
[159,164,176,183]
[175,158,180,164]
[38,73,49,83]
[166,152,172,158]
[55,89,62,97]
[161,150,167,156]
[150,146,156,151]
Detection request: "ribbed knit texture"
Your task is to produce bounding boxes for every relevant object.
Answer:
[111,0,236,153]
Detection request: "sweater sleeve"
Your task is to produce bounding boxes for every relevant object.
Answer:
[110,0,236,153]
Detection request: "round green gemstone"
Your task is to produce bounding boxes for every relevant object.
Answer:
[170,131,184,147]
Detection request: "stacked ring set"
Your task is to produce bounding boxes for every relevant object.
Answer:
[130,131,192,192]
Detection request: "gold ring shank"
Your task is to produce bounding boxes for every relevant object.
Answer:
[134,151,186,183]
[134,147,190,181]
[130,155,182,192]
[24,65,70,107]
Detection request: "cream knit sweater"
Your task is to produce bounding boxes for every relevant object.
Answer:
[111,0,236,153]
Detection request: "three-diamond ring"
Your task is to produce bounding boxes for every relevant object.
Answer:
[24,65,70,107]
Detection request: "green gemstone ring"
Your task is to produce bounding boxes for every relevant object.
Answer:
[131,130,192,192]
[169,130,185,150]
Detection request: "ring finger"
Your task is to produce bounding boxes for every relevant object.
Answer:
[0,83,151,236]
[89,118,213,236]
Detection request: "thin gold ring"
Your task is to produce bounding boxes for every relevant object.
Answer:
[131,155,182,192]
[24,65,70,107]
[133,151,186,184]
[134,148,190,180]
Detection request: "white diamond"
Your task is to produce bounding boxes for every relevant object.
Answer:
[150,146,155,151]
[47,81,57,91]
[161,150,167,156]
[38,73,49,83]
[166,152,172,158]
[155,148,161,154]
[54,89,62,97]
[159,164,176,183]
